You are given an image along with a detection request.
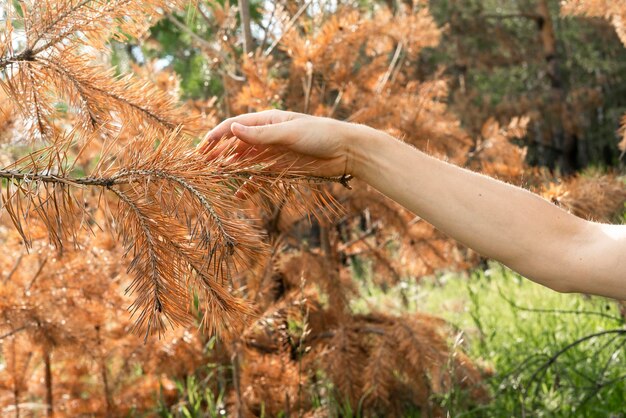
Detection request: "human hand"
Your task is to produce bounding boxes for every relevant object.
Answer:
[196,110,356,178]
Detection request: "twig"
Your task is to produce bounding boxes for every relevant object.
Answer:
[264,0,313,56]
[497,285,623,323]
[260,2,277,51]
[3,254,24,283]
[338,222,379,252]
[0,325,30,341]
[26,257,48,293]
[481,13,542,21]
[376,41,403,94]
[167,13,218,53]
[524,329,626,403]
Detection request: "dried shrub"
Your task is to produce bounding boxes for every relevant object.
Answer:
[542,173,626,222]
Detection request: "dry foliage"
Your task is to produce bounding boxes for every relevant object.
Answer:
[0,225,206,416]
[541,173,626,222]
[1,1,623,417]
[0,0,348,341]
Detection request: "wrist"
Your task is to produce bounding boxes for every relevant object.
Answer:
[339,122,389,179]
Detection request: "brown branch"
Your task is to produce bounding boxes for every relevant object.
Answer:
[0,168,353,189]
[40,58,99,128]
[0,0,125,69]
[26,257,48,293]
[0,325,30,341]
[108,186,163,342]
[88,86,177,130]
[3,253,24,283]
[23,63,50,139]
[29,0,133,58]
[338,222,380,252]
[114,169,236,248]
[242,326,387,353]
[28,0,93,49]
[196,2,214,26]
[376,41,403,94]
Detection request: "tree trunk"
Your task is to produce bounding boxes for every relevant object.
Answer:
[238,0,254,55]
[11,338,20,418]
[536,0,576,172]
[44,350,53,417]
[231,345,243,418]
[95,326,114,415]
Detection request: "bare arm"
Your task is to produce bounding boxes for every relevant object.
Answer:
[350,124,626,298]
[198,110,626,299]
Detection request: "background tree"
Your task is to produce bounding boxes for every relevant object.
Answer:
[424,0,626,171]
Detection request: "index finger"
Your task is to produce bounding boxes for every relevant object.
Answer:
[197,110,294,152]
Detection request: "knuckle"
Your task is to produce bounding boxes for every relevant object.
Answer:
[267,109,284,123]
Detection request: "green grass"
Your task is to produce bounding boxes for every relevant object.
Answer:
[356,263,626,417]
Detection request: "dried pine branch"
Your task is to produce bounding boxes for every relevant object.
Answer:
[0,0,188,62]
[0,1,195,142]
[0,130,348,337]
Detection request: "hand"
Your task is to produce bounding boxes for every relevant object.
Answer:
[196,110,356,178]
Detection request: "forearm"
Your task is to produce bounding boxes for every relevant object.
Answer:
[346,124,600,294]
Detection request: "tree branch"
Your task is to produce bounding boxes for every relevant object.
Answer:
[0,168,353,189]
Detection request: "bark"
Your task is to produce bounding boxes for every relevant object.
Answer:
[231,345,243,418]
[44,350,53,417]
[12,339,20,418]
[238,0,254,55]
[96,326,114,415]
[536,0,577,172]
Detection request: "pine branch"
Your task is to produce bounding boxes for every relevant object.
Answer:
[27,0,94,50]
[110,187,168,341]
[0,168,352,189]
[0,146,350,338]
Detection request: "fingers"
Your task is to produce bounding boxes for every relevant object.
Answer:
[197,110,296,152]
[196,118,242,153]
[231,121,295,147]
[201,136,239,161]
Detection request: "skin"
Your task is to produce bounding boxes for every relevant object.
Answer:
[198,109,626,299]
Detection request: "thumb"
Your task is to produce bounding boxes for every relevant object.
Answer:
[231,121,293,146]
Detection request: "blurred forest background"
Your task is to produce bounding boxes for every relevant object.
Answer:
[1,0,626,417]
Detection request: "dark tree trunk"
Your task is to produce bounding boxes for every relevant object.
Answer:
[44,350,53,417]
[536,0,577,172]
